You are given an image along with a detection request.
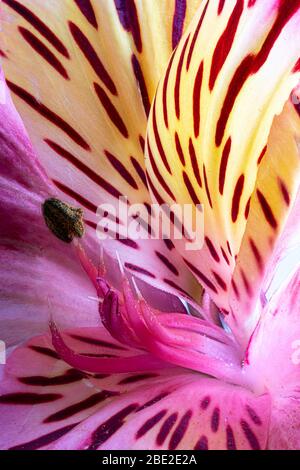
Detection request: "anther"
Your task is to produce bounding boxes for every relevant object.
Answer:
[42,198,85,243]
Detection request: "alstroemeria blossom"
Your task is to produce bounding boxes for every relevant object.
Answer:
[0,0,300,450]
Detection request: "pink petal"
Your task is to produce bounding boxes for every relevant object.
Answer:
[262,188,300,302]
[0,327,181,450]
[246,269,300,449]
[0,242,101,347]
[51,374,271,450]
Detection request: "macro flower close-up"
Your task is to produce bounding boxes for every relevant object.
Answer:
[0,0,300,452]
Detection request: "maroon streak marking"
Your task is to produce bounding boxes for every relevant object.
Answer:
[10,423,79,450]
[88,403,138,449]
[278,178,290,206]
[70,22,117,95]
[169,410,192,450]
[136,410,167,439]
[3,0,69,57]
[257,189,278,229]
[19,27,69,79]
[119,374,158,385]
[147,142,176,200]
[172,0,187,49]
[216,55,253,147]
[221,247,230,265]
[246,406,262,426]
[175,34,190,119]
[153,100,172,174]
[7,82,90,149]
[163,50,176,129]
[218,0,226,15]
[194,435,209,450]
[156,413,178,446]
[212,272,227,291]
[105,150,138,189]
[114,0,142,52]
[137,393,169,412]
[74,0,98,29]
[186,1,209,70]
[245,197,251,219]
[257,145,267,165]
[211,407,220,432]
[210,0,244,90]
[231,174,245,222]
[193,61,204,138]
[125,263,156,279]
[231,279,240,299]
[70,333,126,350]
[249,238,263,273]
[53,180,97,214]
[131,54,150,116]
[183,171,201,205]
[155,251,179,276]
[45,139,123,200]
[205,237,220,263]
[241,268,253,296]
[241,420,260,450]
[19,369,85,386]
[0,392,62,404]
[29,345,59,359]
[131,156,148,188]
[201,396,211,409]
[163,279,192,298]
[44,391,118,423]
[94,82,128,138]
[219,137,232,194]
[203,165,213,208]
[184,259,218,293]
[175,132,186,166]
[226,425,237,449]
[189,139,202,187]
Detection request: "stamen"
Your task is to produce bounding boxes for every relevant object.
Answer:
[97,244,106,278]
[50,320,168,373]
[131,277,143,301]
[178,297,191,315]
[115,250,125,276]
[95,245,109,297]
[88,296,101,303]
[74,240,98,289]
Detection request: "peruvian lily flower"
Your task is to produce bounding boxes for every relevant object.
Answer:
[1,0,300,450]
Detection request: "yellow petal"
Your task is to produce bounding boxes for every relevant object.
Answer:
[1,0,201,300]
[146,0,300,323]
[230,99,300,341]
